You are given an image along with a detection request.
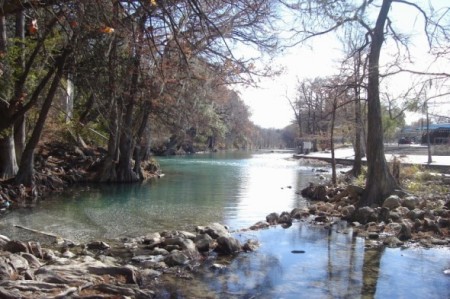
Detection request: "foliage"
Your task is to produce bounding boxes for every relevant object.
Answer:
[402,167,449,194]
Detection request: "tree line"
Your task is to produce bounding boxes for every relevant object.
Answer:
[0,0,279,186]
[1,1,449,209]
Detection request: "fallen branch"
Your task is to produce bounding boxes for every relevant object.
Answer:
[13,225,77,245]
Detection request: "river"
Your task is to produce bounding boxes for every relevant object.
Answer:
[0,150,449,298]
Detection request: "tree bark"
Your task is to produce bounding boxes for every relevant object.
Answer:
[14,10,26,163]
[116,17,145,183]
[15,48,70,187]
[330,100,337,185]
[361,0,399,207]
[0,132,19,180]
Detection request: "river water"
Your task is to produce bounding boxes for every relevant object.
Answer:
[0,150,449,298]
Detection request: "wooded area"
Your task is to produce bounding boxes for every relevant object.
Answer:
[0,0,279,185]
[1,1,449,207]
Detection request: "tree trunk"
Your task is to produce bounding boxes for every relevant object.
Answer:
[133,100,151,180]
[352,89,363,177]
[15,48,70,187]
[330,101,337,185]
[361,0,399,207]
[0,132,18,180]
[14,11,26,163]
[116,18,145,183]
[116,99,138,182]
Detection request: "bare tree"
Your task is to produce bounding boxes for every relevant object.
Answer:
[282,0,450,207]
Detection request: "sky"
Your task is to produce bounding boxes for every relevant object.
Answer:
[239,38,341,129]
[238,1,450,129]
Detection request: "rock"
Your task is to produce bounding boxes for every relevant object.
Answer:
[396,206,410,217]
[27,241,43,259]
[278,211,292,225]
[368,232,379,239]
[290,208,309,219]
[301,183,327,201]
[194,233,213,252]
[341,205,355,219]
[163,237,198,259]
[3,240,28,254]
[196,223,230,239]
[131,255,161,263]
[8,253,30,272]
[150,247,170,256]
[346,185,364,199]
[397,220,412,241]
[385,222,402,235]
[242,239,259,252]
[86,241,110,250]
[423,218,442,235]
[377,207,390,223]
[430,238,448,245]
[383,195,401,210]
[407,208,425,221]
[141,268,162,279]
[438,217,450,228]
[353,207,376,225]
[178,231,196,240]
[389,211,401,222]
[0,235,10,249]
[143,232,162,246]
[214,236,241,255]
[61,249,76,258]
[249,221,270,230]
[266,212,279,225]
[314,215,327,222]
[88,265,141,284]
[164,251,189,267]
[20,253,42,268]
[402,196,419,210]
[383,236,403,247]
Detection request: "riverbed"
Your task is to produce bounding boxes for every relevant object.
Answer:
[0,150,449,298]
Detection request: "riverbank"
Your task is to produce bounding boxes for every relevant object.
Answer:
[0,142,162,210]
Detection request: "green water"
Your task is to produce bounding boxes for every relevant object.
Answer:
[0,151,315,241]
[0,150,449,298]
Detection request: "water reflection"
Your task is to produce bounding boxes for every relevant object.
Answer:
[182,222,449,299]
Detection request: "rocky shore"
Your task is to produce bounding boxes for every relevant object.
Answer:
[0,223,258,298]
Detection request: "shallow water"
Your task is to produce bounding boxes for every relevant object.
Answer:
[0,151,316,241]
[0,150,449,298]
